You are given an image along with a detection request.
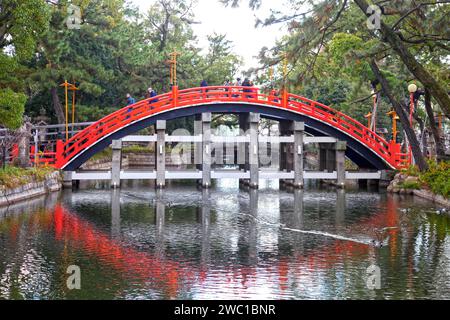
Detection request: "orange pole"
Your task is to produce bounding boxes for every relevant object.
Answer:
[364,112,372,129]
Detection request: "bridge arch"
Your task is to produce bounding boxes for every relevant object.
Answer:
[55,87,407,171]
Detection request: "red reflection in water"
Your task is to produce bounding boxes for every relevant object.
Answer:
[1,196,402,298]
[53,205,196,298]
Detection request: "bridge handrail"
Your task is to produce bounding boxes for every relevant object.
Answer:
[287,93,392,156]
[53,86,407,169]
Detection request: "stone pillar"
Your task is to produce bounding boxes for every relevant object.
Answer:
[18,122,32,167]
[194,114,202,170]
[62,171,73,189]
[111,140,122,189]
[319,144,328,171]
[248,113,260,189]
[202,113,212,188]
[156,120,166,188]
[238,113,249,185]
[293,122,305,189]
[279,120,293,185]
[379,170,395,189]
[319,143,336,172]
[335,141,347,188]
[327,146,336,172]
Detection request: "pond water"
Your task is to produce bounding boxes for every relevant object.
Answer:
[0,180,449,300]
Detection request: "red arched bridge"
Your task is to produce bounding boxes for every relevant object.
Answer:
[35,86,409,171]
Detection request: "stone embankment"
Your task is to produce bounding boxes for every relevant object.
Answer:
[387,173,450,207]
[0,171,61,207]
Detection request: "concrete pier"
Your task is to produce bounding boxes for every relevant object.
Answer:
[293,122,305,189]
[156,120,166,188]
[336,141,347,188]
[202,113,212,188]
[111,140,122,188]
[248,113,260,189]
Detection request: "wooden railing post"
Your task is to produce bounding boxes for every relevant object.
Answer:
[282,90,288,109]
[55,139,64,168]
[172,85,178,108]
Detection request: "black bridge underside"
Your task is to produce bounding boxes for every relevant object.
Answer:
[64,103,391,171]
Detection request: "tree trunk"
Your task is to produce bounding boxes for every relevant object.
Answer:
[354,0,450,120]
[51,87,65,124]
[424,89,447,161]
[370,60,428,171]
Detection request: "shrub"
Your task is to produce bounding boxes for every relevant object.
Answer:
[420,161,450,199]
[399,181,421,190]
[401,165,420,177]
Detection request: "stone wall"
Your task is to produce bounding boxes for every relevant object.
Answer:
[387,173,450,208]
[0,171,61,207]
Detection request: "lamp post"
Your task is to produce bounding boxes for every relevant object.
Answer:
[407,83,418,165]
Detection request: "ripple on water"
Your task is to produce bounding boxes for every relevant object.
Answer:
[0,185,449,300]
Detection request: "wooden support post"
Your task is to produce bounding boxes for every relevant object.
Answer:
[248,113,260,189]
[202,113,212,188]
[156,120,166,188]
[111,139,122,189]
[293,122,305,189]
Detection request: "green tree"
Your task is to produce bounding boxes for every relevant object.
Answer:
[223,0,450,170]
[0,0,50,128]
[0,88,26,129]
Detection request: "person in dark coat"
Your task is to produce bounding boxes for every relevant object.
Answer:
[242,78,252,98]
[200,80,208,87]
[146,87,158,108]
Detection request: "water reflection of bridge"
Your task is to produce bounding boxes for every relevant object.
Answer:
[1,188,448,299]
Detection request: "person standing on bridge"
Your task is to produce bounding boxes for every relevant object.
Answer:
[242,78,253,98]
[146,87,158,109]
[126,93,136,106]
[126,94,136,120]
[146,87,157,99]
[232,78,242,97]
[200,80,208,87]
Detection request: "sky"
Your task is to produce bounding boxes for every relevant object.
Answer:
[130,0,286,72]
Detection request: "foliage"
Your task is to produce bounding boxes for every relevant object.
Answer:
[0,88,26,129]
[228,0,449,138]
[0,0,50,60]
[19,0,242,127]
[401,165,420,177]
[420,161,450,199]
[0,165,55,189]
[0,0,50,128]
[399,181,421,190]
[123,145,154,154]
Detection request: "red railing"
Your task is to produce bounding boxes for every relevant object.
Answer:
[41,86,409,170]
